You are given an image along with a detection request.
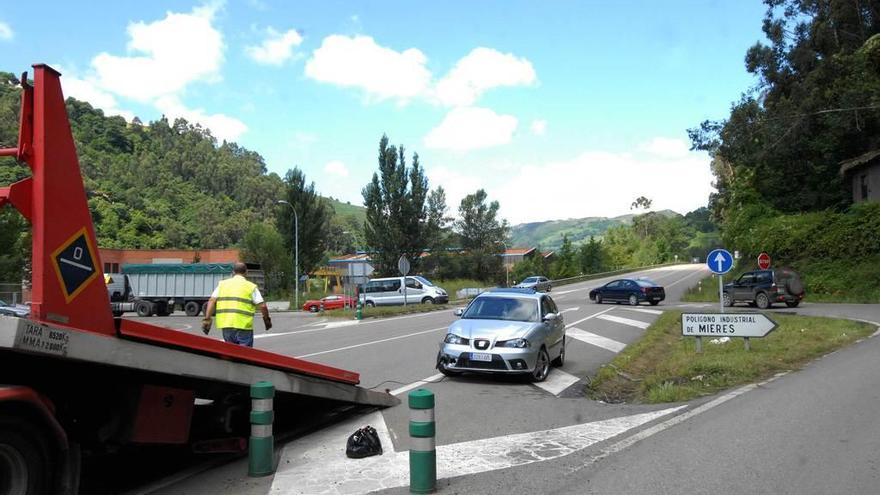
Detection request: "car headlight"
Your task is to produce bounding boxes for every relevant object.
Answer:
[499,338,530,348]
[444,334,469,345]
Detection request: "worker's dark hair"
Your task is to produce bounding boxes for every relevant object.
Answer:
[233,262,248,275]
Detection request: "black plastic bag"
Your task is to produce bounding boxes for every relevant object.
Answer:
[346,425,383,458]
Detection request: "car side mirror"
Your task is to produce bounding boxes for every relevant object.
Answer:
[454,308,464,317]
[543,312,557,322]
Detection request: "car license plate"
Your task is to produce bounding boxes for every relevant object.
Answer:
[471,352,492,362]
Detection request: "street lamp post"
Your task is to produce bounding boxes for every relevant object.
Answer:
[277,200,299,311]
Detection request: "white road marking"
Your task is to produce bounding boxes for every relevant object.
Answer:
[619,307,663,315]
[597,314,651,329]
[555,288,582,295]
[295,327,447,359]
[567,327,627,353]
[534,368,581,396]
[270,405,686,495]
[561,307,580,313]
[565,307,616,328]
[570,372,790,475]
[664,267,710,287]
[390,373,445,396]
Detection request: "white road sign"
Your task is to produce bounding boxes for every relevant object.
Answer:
[681,313,777,338]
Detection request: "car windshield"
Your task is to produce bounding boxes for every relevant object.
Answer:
[522,277,538,283]
[636,279,658,287]
[414,276,433,287]
[462,296,538,322]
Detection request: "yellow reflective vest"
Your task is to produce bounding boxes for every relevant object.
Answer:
[215,275,257,331]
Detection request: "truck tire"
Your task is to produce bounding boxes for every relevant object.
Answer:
[136,301,153,317]
[184,301,201,317]
[0,418,54,495]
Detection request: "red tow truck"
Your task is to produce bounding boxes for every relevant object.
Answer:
[0,65,397,495]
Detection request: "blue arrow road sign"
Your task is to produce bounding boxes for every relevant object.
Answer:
[706,248,733,274]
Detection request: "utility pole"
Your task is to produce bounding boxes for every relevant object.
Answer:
[277,200,299,311]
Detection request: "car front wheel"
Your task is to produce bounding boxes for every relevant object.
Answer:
[308,305,319,313]
[421,297,434,305]
[595,294,603,304]
[531,348,550,382]
[436,352,461,377]
[628,294,639,306]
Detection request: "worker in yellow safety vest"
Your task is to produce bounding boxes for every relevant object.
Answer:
[202,262,272,347]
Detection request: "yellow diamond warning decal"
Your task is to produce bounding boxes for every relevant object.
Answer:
[51,228,99,303]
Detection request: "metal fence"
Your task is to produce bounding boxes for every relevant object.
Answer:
[0,283,23,305]
[549,262,682,288]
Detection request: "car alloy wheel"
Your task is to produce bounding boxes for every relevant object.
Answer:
[436,352,460,377]
[629,294,639,306]
[531,348,550,382]
[422,297,434,305]
[309,305,319,313]
[365,301,375,308]
[756,292,770,310]
[596,294,603,304]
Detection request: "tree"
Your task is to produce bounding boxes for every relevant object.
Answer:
[362,135,434,276]
[578,236,607,274]
[454,189,509,282]
[550,234,578,279]
[239,222,287,295]
[277,167,330,278]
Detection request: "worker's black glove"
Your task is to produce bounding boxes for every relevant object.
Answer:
[201,318,212,335]
[263,316,272,331]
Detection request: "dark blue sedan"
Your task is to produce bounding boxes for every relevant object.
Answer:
[589,278,665,306]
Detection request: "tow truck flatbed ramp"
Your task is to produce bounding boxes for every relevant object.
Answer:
[0,315,397,407]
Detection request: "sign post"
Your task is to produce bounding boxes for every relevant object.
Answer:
[758,252,771,270]
[398,255,411,307]
[703,248,734,353]
[681,313,777,352]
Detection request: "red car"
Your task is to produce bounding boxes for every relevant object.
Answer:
[302,295,357,312]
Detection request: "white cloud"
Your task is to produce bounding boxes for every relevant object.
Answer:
[530,119,547,136]
[155,95,247,142]
[246,27,303,66]
[424,107,518,151]
[324,160,350,177]
[62,74,134,121]
[640,137,690,158]
[305,35,431,103]
[494,138,713,224]
[423,166,484,216]
[433,47,536,107]
[91,4,224,102]
[0,21,12,41]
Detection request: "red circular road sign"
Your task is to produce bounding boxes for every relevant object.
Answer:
[758,252,771,270]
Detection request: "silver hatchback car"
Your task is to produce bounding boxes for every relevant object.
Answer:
[436,288,566,382]
[514,276,552,292]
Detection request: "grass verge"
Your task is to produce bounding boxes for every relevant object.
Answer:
[587,310,875,404]
[681,256,880,304]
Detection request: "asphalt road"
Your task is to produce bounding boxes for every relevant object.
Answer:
[128,265,880,495]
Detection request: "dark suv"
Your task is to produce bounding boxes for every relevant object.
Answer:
[723,268,805,309]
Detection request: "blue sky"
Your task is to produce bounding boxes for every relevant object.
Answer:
[1,1,766,224]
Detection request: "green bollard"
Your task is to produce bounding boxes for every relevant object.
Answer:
[249,381,275,477]
[409,389,436,493]
[356,301,363,320]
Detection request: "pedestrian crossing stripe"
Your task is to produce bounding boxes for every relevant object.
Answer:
[50,227,100,303]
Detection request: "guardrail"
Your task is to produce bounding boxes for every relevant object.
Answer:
[549,262,684,288]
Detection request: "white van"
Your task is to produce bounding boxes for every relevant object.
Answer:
[360,276,448,307]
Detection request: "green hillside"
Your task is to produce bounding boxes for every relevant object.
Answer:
[324,197,366,226]
[510,210,680,249]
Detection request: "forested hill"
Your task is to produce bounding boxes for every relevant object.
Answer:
[510,210,680,249]
[0,70,293,250]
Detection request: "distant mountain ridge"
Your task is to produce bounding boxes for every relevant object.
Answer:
[509,210,680,250]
